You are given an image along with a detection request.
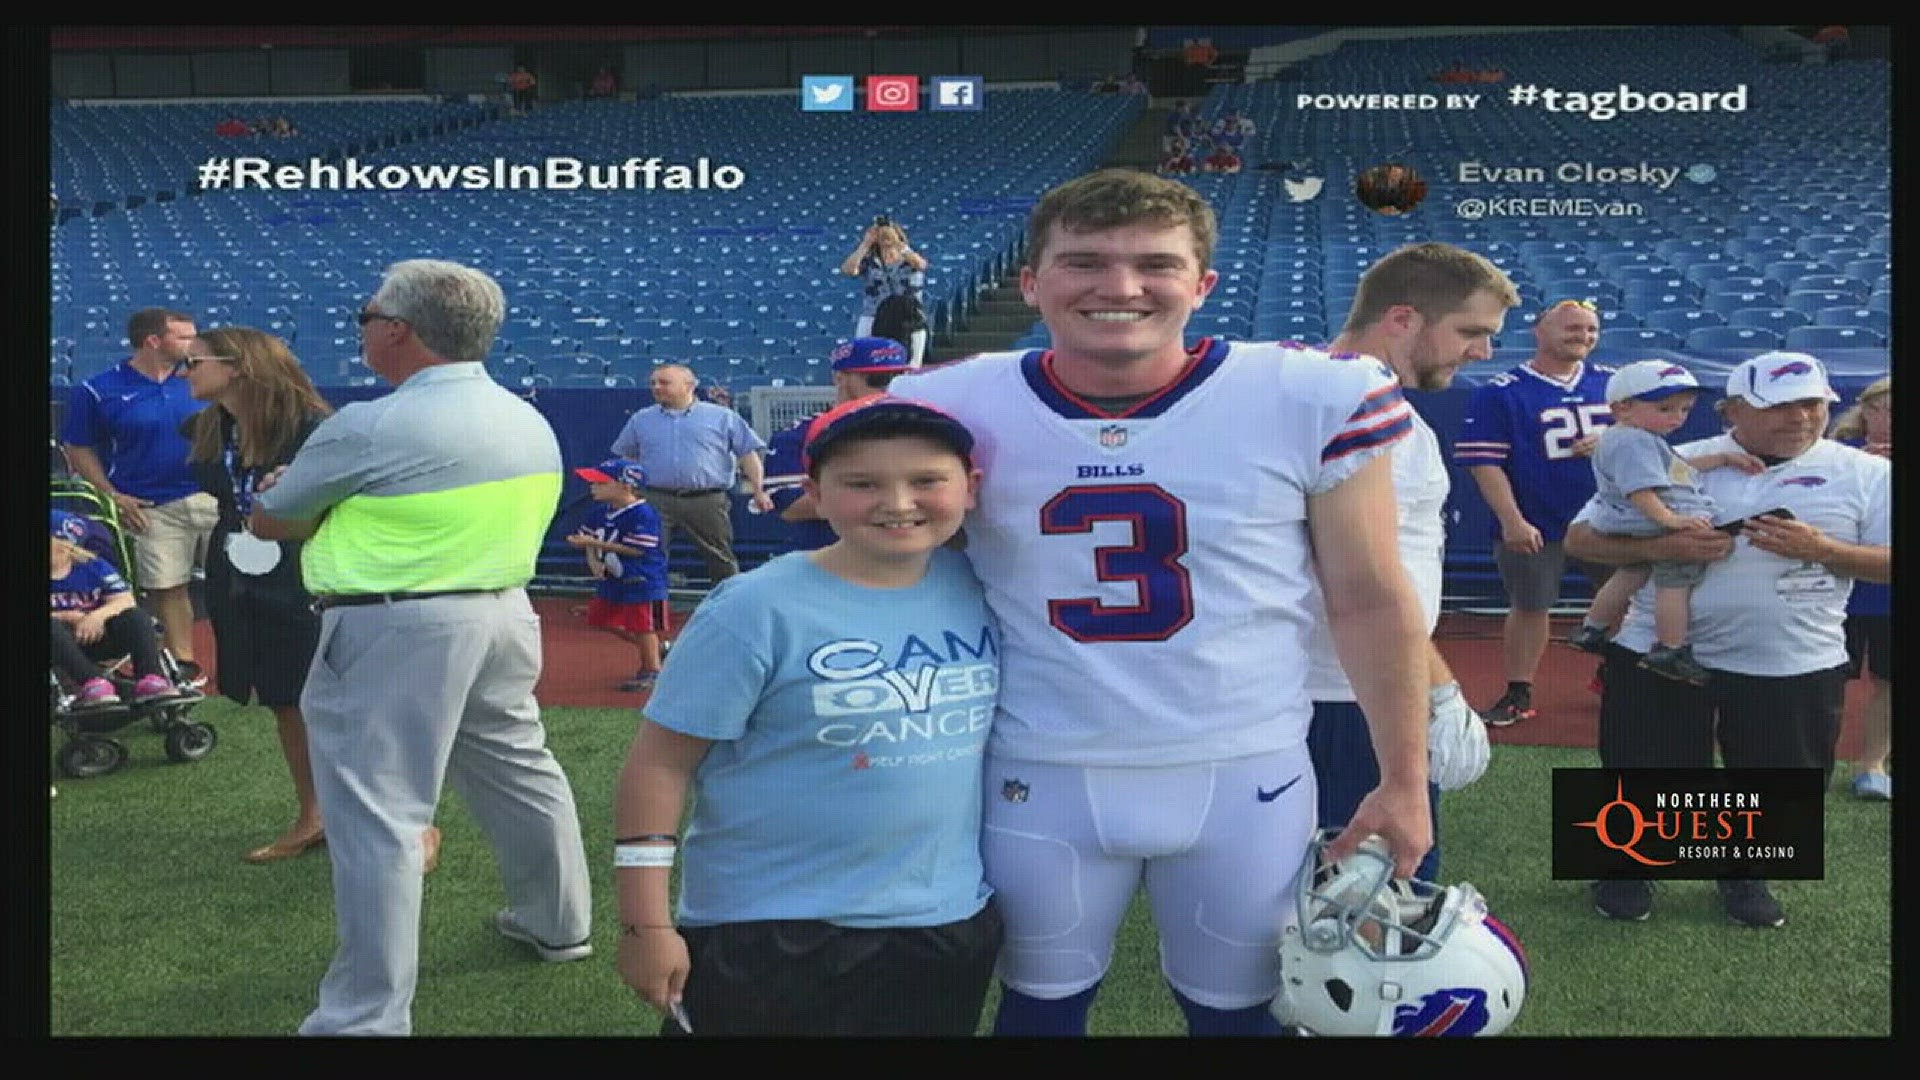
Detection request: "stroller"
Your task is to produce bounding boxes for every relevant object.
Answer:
[51,469,217,779]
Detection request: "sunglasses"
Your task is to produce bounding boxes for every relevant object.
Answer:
[357,308,404,326]
[182,356,235,370]
[1550,298,1599,312]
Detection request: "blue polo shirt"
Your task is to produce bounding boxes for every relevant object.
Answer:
[59,360,208,504]
[609,401,764,492]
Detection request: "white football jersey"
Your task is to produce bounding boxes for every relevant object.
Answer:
[1301,408,1449,701]
[892,340,1414,766]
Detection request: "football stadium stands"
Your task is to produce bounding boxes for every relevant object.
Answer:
[50,27,1889,600]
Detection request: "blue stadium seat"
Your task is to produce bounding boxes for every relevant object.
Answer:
[1761,261,1833,286]
[1702,292,1784,318]
[1813,307,1889,333]
[1783,291,1857,316]
[1642,308,1724,334]
[1683,264,1761,288]
[1609,328,1682,349]
[1725,308,1810,333]
[1783,325,1886,350]
[1619,290,1700,313]
[1840,258,1889,283]
[1684,326,1782,351]
[1783,276,1869,302]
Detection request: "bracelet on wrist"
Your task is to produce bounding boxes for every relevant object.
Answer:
[615,833,678,845]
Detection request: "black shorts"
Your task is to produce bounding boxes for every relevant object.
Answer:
[1844,615,1892,682]
[665,900,1002,1036]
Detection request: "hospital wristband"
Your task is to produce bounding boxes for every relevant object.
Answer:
[615,844,677,869]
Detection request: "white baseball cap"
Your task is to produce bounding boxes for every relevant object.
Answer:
[1605,360,1700,404]
[1724,352,1841,408]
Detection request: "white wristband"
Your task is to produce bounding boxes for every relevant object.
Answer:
[614,844,677,869]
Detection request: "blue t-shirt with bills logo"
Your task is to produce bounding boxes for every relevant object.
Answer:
[584,500,669,604]
[644,548,997,929]
[52,557,131,613]
[1453,363,1617,541]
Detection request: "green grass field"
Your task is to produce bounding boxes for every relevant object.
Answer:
[50,700,1891,1037]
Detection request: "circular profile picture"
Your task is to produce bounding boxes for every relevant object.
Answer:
[1354,162,1428,216]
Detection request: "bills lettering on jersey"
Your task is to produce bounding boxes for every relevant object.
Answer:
[1077,463,1147,479]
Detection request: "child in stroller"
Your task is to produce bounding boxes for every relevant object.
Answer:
[50,508,214,777]
[52,509,182,708]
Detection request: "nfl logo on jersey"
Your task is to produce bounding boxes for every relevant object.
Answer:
[1098,424,1129,448]
[1001,778,1030,803]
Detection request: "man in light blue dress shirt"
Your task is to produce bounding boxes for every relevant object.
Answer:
[611,364,770,584]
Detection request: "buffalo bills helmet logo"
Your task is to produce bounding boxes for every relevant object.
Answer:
[1780,476,1828,487]
[1658,365,1688,378]
[1768,360,1814,380]
[1392,988,1496,1036]
[830,341,856,363]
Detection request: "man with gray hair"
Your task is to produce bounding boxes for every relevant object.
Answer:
[251,259,593,1035]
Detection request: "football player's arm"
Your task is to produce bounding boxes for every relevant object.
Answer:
[1308,452,1433,878]
[614,718,712,1011]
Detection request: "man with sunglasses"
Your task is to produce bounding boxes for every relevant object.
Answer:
[1454,298,1616,727]
[60,308,217,672]
[252,261,593,1035]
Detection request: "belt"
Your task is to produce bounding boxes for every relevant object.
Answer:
[645,486,727,498]
[312,589,504,611]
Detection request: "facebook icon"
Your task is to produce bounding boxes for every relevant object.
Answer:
[930,76,984,112]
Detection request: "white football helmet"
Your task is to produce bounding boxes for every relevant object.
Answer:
[1271,831,1529,1037]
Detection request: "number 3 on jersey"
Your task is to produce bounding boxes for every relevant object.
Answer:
[1539,404,1613,459]
[1039,484,1194,642]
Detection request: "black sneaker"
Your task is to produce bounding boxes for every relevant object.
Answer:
[1639,644,1712,687]
[1482,690,1536,728]
[1717,879,1786,928]
[1566,624,1610,654]
[1592,880,1654,921]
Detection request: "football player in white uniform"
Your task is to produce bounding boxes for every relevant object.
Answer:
[892,169,1434,1036]
[1305,243,1517,883]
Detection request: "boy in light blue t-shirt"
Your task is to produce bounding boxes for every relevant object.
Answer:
[612,396,1001,1036]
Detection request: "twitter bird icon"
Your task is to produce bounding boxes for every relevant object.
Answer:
[802,76,855,112]
[1283,176,1324,204]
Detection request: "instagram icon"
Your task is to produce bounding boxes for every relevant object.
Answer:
[866,75,919,112]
